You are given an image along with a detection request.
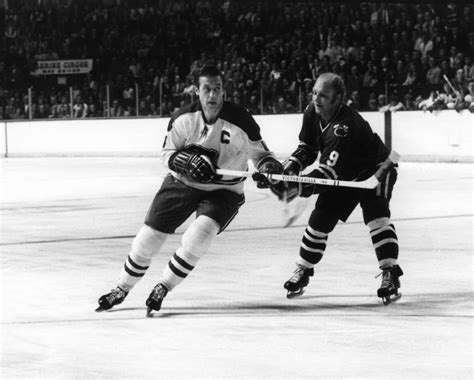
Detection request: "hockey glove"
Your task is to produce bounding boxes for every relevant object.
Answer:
[169,150,216,183]
[298,169,327,197]
[281,156,302,202]
[253,157,283,188]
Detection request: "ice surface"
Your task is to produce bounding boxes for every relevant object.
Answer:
[1,158,473,379]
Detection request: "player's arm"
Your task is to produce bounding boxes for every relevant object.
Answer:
[297,123,353,197]
[247,131,287,198]
[282,106,319,175]
[282,142,318,175]
[250,140,283,185]
[161,118,216,183]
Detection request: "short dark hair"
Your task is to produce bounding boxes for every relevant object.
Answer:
[196,65,224,83]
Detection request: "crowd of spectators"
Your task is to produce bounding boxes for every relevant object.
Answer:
[1,0,473,120]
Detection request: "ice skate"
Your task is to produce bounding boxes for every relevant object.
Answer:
[377,265,403,305]
[145,283,168,316]
[284,266,314,298]
[95,287,128,312]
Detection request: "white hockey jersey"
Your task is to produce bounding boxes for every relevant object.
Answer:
[162,101,275,194]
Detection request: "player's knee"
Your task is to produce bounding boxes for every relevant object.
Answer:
[367,217,391,231]
[131,225,168,260]
[181,216,219,257]
[308,210,338,234]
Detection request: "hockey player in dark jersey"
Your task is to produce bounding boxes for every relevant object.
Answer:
[96,66,282,315]
[271,72,403,305]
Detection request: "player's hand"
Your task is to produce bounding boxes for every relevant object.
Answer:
[281,157,301,202]
[298,170,326,197]
[254,157,283,188]
[169,150,216,183]
[187,154,216,182]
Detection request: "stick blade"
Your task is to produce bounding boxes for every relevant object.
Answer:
[281,197,312,228]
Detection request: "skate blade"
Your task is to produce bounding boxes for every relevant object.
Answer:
[286,289,305,299]
[95,306,107,312]
[146,307,155,317]
[382,292,402,305]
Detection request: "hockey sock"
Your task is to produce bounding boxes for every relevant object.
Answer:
[297,225,328,268]
[117,225,169,291]
[368,217,399,269]
[160,215,219,290]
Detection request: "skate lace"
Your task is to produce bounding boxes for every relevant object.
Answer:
[106,288,124,303]
[150,284,167,301]
[375,271,393,287]
[289,267,306,283]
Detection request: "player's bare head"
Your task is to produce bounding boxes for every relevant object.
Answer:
[312,73,345,121]
[197,65,224,123]
[196,65,224,86]
[314,73,346,103]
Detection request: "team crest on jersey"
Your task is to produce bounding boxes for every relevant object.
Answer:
[333,124,349,137]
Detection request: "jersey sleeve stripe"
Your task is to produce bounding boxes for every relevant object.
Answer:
[318,164,338,179]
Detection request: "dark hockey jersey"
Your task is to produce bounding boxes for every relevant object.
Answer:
[294,103,389,181]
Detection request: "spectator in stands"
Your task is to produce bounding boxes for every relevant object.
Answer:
[426,57,442,85]
[272,96,297,114]
[73,95,88,118]
[415,32,434,58]
[346,65,363,94]
[363,61,379,88]
[346,90,361,110]
[247,94,261,115]
[88,103,99,118]
[37,104,49,119]
[402,62,418,86]
[368,98,378,111]
[393,59,408,85]
[379,94,404,113]
[110,100,124,118]
[376,94,387,111]
[2,1,472,117]
[402,92,416,111]
[57,96,71,118]
[451,68,470,99]
[418,91,437,112]
[463,57,474,82]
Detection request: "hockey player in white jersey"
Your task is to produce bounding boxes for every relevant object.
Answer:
[96,65,282,315]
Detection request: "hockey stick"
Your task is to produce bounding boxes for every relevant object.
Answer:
[216,151,399,189]
[443,74,458,94]
[217,169,378,188]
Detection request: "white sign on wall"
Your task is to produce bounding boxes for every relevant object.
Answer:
[31,59,93,75]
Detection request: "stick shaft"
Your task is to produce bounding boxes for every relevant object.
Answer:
[443,74,458,94]
[216,150,400,190]
[216,170,378,189]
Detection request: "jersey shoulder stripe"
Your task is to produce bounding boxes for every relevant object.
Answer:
[219,101,262,141]
[167,103,200,131]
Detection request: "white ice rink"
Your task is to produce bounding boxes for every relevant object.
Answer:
[1,157,473,379]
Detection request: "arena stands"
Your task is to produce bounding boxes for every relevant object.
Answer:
[1,0,473,119]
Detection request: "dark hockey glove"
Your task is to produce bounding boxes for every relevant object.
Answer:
[254,157,283,188]
[169,150,216,183]
[282,157,302,176]
[281,157,302,202]
[253,157,288,200]
[298,169,327,197]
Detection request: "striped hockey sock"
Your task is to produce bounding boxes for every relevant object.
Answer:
[369,218,399,268]
[297,226,328,268]
[161,250,199,291]
[117,254,150,291]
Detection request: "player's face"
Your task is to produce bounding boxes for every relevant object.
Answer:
[312,79,340,122]
[198,75,224,123]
